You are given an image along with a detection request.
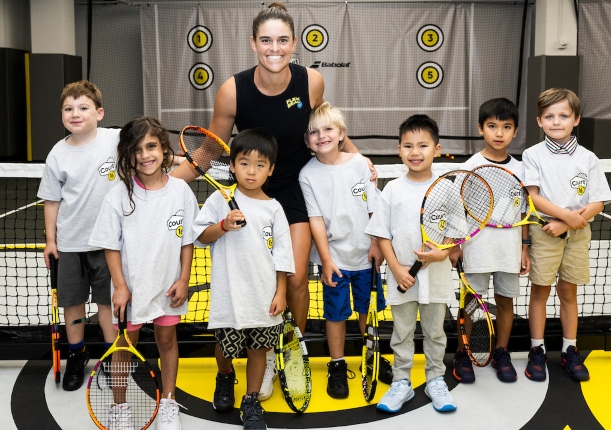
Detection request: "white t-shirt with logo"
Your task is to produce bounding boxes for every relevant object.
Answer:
[461,153,524,274]
[192,189,295,330]
[365,175,454,305]
[89,176,199,324]
[37,128,120,252]
[522,142,611,214]
[299,153,379,270]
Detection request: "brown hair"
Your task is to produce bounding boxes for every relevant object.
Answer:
[117,117,174,215]
[537,88,581,119]
[60,80,102,109]
[252,2,295,38]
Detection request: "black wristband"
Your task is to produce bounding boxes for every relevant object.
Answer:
[522,239,532,246]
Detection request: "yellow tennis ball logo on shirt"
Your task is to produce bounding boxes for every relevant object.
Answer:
[167,211,184,237]
[98,158,116,181]
[570,174,588,196]
[438,219,446,231]
[362,192,367,202]
[263,226,273,250]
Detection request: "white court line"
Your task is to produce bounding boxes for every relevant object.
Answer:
[0,199,43,219]
[600,211,611,220]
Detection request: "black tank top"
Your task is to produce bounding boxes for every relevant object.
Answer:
[234,63,313,191]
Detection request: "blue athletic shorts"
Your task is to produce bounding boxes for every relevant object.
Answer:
[320,266,386,322]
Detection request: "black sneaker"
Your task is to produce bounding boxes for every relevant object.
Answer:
[491,347,518,382]
[327,359,355,399]
[240,392,266,429]
[561,346,590,381]
[525,345,547,381]
[452,349,475,383]
[62,346,89,391]
[213,368,237,412]
[378,356,394,385]
[359,356,394,385]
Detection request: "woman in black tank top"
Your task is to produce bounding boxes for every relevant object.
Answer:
[172,3,365,337]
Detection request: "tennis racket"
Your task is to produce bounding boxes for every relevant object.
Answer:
[361,260,380,401]
[471,164,566,239]
[456,258,495,367]
[86,310,160,430]
[275,309,312,413]
[179,125,246,227]
[399,170,493,291]
[49,254,61,384]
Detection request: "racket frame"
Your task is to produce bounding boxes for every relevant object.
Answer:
[456,259,495,367]
[178,125,245,226]
[49,254,61,384]
[86,315,160,430]
[471,164,566,239]
[400,170,494,290]
[275,310,312,413]
[361,260,379,402]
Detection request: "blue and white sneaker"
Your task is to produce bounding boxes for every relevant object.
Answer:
[424,377,457,412]
[376,379,414,413]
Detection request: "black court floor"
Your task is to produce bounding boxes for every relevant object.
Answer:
[3,351,611,430]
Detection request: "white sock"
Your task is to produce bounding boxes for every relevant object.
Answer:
[331,357,345,362]
[266,348,275,360]
[531,339,545,352]
[562,338,576,353]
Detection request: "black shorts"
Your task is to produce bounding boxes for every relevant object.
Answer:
[266,179,308,225]
[57,250,111,307]
[215,325,282,359]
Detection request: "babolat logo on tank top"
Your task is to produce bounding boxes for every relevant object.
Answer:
[570,173,588,196]
[351,181,367,202]
[263,226,273,250]
[286,97,303,109]
[98,158,116,181]
[167,210,184,237]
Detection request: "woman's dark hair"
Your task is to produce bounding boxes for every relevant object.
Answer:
[252,2,295,38]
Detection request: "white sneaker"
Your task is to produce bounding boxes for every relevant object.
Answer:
[157,393,182,430]
[108,403,133,430]
[259,351,277,401]
[376,379,414,413]
[425,377,457,412]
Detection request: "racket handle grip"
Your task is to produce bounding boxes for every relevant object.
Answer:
[228,199,247,227]
[558,232,567,239]
[397,261,423,293]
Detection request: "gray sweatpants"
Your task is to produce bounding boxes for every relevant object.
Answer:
[390,301,447,384]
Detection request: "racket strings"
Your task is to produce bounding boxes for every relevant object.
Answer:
[422,172,492,245]
[180,130,235,185]
[473,166,525,227]
[463,293,492,360]
[89,354,158,429]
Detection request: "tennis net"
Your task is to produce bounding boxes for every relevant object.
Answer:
[1,162,609,351]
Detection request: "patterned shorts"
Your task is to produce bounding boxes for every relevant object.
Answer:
[215,324,282,359]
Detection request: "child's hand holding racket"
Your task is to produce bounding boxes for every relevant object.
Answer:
[542,218,571,238]
[223,209,246,231]
[390,263,416,292]
[413,241,451,270]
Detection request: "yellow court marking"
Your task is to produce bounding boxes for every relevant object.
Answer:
[581,350,611,429]
[175,354,426,413]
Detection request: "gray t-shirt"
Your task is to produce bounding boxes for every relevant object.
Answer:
[37,128,120,252]
[193,189,295,330]
[365,175,454,305]
[462,153,524,274]
[299,153,379,270]
[523,142,611,214]
[89,176,199,324]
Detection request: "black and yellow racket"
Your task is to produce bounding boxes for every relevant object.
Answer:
[456,259,495,367]
[49,254,61,384]
[471,164,566,238]
[86,310,160,430]
[179,125,245,226]
[275,309,312,413]
[361,260,380,402]
[400,170,493,291]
